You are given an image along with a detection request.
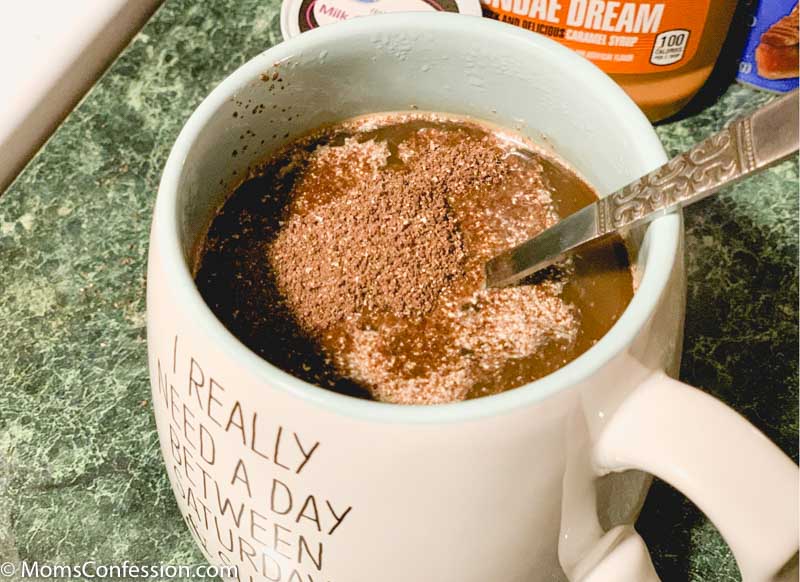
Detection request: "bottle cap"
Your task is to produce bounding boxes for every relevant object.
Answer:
[280,0,483,41]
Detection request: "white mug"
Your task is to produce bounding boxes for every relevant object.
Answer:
[146,14,798,582]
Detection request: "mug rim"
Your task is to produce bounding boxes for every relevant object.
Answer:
[152,13,679,423]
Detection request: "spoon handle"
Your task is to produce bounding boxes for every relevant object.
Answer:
[595,90,798,235]
[484,91,799,288]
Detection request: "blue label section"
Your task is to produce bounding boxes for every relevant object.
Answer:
[737,0,798,92]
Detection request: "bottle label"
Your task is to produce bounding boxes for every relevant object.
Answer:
[481,0,711,74]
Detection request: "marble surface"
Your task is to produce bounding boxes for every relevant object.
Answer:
[0,1,796,580]
[0,0,161,192]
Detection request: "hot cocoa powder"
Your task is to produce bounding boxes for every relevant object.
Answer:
[194,113,634,404]
[267,137,469,333]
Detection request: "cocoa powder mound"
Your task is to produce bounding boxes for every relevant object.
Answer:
[267,133,506,334]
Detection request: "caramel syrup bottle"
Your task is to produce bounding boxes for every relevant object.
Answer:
[481,0,739,121]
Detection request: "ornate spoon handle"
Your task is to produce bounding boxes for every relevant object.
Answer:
[485,91,799,288]
[596,91,798,233]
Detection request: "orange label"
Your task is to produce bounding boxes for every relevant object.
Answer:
[481,0,710,73]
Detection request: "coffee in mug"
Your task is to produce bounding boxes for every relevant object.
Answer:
[193,112,634,405]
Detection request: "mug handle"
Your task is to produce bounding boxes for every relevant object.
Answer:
[572,371,799,582]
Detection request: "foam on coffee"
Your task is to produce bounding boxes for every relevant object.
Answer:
[194,113,634,405]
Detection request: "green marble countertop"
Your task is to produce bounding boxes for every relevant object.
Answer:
[0,2,796,580]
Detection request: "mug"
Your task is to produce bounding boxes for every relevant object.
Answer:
[146,14,798,582]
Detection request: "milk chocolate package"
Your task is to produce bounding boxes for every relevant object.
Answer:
[738,1,799,92]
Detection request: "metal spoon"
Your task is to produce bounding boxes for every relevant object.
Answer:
[484,90,799,288]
